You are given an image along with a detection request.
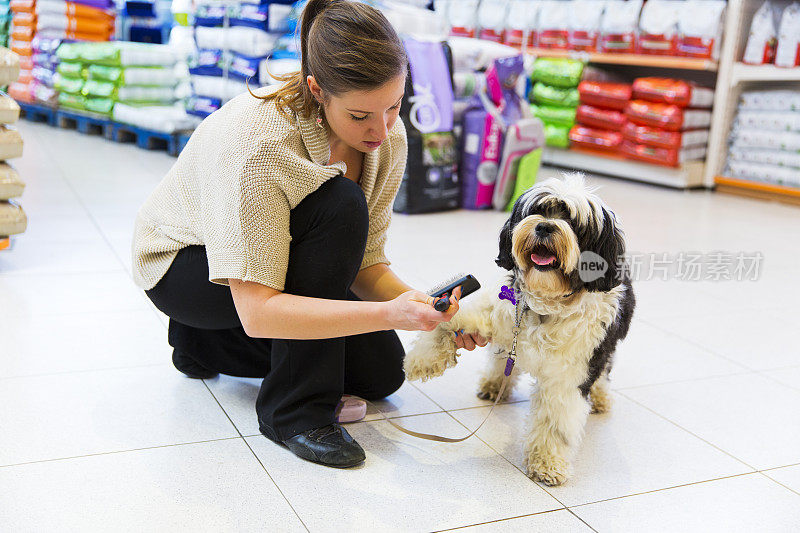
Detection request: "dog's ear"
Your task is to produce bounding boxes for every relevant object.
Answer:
[583,209,626,292]
[495,216,515,270]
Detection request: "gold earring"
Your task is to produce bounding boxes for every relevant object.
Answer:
[316,103,323,127]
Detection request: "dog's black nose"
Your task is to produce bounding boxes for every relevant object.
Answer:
[536,223,554,238]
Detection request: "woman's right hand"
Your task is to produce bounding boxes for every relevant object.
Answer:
[387,286,462,332]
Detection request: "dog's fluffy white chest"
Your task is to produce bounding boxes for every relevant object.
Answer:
[479,283,623,376]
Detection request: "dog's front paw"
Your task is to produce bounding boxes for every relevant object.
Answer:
[525,451,570,486]
[403,347,457,382]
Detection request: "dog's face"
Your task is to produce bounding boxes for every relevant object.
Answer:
[496,173,626,298]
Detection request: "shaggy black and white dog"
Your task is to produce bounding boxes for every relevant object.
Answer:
[404,173,635,486]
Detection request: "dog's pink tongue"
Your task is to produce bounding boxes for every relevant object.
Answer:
[531,253,556,266]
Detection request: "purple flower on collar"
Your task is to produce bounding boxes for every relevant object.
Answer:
[499,285,516,305]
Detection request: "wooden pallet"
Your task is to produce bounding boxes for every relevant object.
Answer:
[176,131,192,156]
[110,123,180,156]
[715,176,800,207]
[55,109,113,137]
[18,102,58,126]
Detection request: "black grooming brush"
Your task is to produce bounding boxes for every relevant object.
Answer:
[428,273,481,312]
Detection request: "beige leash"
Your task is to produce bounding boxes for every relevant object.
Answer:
[365,293,524,443]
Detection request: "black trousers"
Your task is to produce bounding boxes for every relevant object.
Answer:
[145,176,406,442]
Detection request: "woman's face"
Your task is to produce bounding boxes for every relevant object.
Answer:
[310,74,406,153]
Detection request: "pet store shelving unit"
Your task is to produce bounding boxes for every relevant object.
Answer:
[526,0,774,191]
[525,47,719,71]
[541,146,705,188]
[705,0,800,205]
[525,40,727,189]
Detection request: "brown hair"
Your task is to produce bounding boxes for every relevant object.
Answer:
[251,0,408,119]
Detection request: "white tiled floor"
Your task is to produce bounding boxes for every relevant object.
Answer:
[2,121,799,531]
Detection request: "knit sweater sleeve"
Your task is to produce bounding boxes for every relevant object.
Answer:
[203,143,292,292]
[360,121,408,270]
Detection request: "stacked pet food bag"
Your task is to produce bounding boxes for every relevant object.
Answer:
[36,0,115,41]
[742,1,800,68]
[529,57,582,150]
[7,0,36,101]
[186,0,294,120]
[570,79,629,154]
[570,77,712,166]
[29,36,59,106]
[7,0,117,105]
[0,46,25,250]
[435,0,727,62]
[725,90,800,188]
[54,41,195,132]
[620,78,712,166]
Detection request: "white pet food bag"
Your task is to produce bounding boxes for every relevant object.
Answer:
[599,0,642,53]
[505,0,539,48]
[677,0,726,59]
[731,128,800,152]
[729,147,800,169]
[776,2,800,67]
[739,89,800,110]
[735,110,800,131]
[538,0,571,49]
[569,0,606,52]
[743,1,778,64]
[195,26,278,57]
[478,0,510,43]
[443,0,480,38]
[726,160,800,186]
[638,0,680,55]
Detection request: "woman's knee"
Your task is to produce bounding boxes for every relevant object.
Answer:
[297,176,368,235]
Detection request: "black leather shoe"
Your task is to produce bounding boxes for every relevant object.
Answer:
[282,423,366,468]
[172,351,218,379]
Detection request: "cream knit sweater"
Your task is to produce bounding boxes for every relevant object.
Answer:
[132,87,408,291]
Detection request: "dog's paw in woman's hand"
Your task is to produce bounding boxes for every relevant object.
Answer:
[403,329,460,382]
[403,346,457,382]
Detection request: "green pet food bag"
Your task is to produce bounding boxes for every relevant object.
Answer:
[543,122,571,148]
[530,104,577,127]
[532,83,580,108]
[532,58,585,88]
[505,148,542,211]
[84,97,115,116]
[56,62,85,80]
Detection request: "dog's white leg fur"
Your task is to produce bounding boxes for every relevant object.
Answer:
[589,370,612,414]
[524,368,590,486]
[476,353,520,401]
[404,290,498,382]
[403,325,460,382]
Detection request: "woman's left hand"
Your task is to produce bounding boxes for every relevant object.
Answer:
[454,330,489,351]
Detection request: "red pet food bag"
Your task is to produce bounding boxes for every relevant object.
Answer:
[578,81,632,110]
[625,100,711,131]
[576,104,627,130]
[621,122,710,149]
[631,78,714,108]
[569,125,624,152]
